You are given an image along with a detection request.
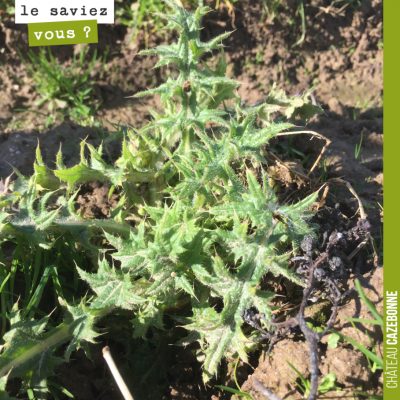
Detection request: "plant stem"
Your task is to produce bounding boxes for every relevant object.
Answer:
[17,237,31,301]
[0,324,72,378]
[1,218,133,241]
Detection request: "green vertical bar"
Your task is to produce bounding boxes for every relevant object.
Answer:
[384,0,400,398]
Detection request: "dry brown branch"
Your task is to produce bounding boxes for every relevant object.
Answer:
[0,172,14,196]
[275,130,331,177]
[314,1,349,18]
[326,178,379,265]
[348,237,369,260]
[327,178,365,219]
[103,346,134,400]
[317,183,330,210]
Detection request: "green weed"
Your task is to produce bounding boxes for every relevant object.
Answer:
[319,158,328,181]
[116,0,206,45]
[0,2,323,397]
[18,46,99,113]
[270,136,311,165]
[215,356,255,399]
[292,0,306,47]
[261,0,283,25]
[286,361,341,397]
[256,45,264,65]
[355,132,363,159]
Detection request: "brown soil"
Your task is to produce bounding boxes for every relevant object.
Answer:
[0,0,383,399]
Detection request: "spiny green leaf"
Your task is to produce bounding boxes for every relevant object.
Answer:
[0,302,65,396]
[131,303,165,338]
[59,298,103,359]
[277,191,319,253]
[105,224,147,276]
[185,251,277,381]
[77,259,146,310]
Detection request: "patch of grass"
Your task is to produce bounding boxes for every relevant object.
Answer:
[116,0,167,45]
[116,0,206,45]
[286,361,342,397]
[270,136,311,165]
[261,0,283,25]
[18,46,99,113]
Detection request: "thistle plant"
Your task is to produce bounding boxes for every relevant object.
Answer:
[0,1,324,396]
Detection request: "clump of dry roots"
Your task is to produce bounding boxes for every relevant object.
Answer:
[241,207,373,400]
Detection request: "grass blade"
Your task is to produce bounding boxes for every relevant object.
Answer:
[23,264,55,319]
[354,279,383,325]
[343,318,382,325]
[48,380,75,398]
[215,385,254,399]
[330,329,383,369]
[286,361,308,388]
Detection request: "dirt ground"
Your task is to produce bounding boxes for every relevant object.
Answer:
[0,0,383,399]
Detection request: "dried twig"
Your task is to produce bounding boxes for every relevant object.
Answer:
[328,178,365,219]
[0,172,13,196]
[317,183,330,210]
[314,1,349,18]
[348,237,369,260]
[102,346,134,400]
[241,216,369,400]
[275,130,331,177]
[327,178,379,265]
